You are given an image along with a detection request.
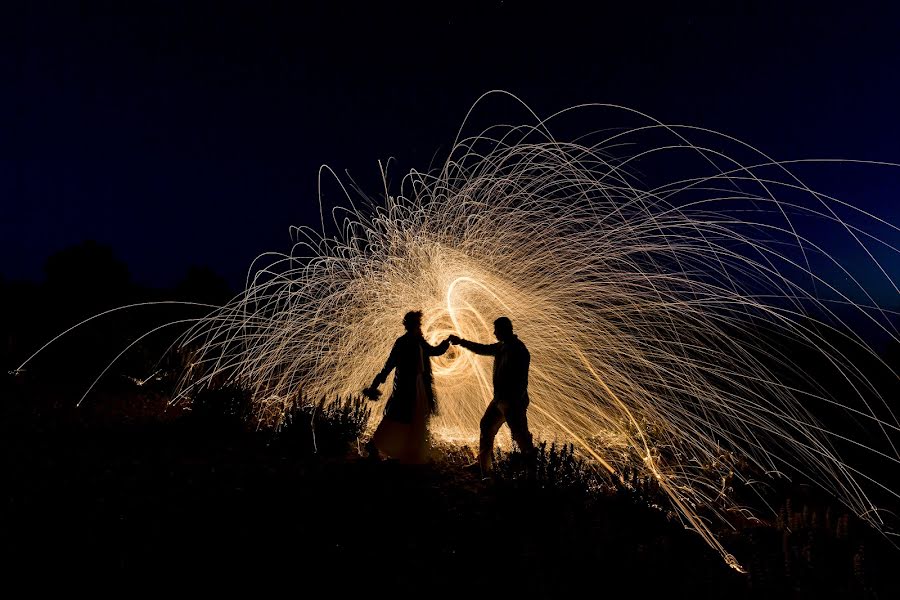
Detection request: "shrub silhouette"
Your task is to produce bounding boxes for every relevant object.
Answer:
[276,394,371,457]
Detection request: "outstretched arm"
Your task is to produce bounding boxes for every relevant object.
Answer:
[457,338,501,356]
[423,337,451,357]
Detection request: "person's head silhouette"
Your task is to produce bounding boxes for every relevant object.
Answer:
[403,310,423,335]
[493,316,514,341]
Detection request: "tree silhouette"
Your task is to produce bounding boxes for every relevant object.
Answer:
[174,265,233,306]
[44,240,132,316]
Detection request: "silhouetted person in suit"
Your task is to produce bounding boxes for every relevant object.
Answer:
[363,311,452,463]
[451,316,534,476]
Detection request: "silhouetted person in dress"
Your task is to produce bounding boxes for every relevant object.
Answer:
[451,316,535,477]
[363,311,452,463]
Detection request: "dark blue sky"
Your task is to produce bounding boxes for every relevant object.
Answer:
[2,4,898,298]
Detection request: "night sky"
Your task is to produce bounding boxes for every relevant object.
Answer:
[2,4,898,299]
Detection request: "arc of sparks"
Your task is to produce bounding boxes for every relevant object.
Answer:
[17,92,898,571]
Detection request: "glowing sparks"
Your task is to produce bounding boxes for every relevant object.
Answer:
[19,92,899,571]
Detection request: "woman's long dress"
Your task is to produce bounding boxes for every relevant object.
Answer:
[371,333,445,464]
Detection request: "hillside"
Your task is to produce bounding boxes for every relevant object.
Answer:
[2,382,896,598]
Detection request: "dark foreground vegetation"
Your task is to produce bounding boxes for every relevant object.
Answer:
[3,377,898,599]
[2,242,898,597]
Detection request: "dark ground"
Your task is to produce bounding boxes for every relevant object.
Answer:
[3,380,897,598]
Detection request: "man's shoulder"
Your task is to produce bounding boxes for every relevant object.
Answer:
[513,337,530,355]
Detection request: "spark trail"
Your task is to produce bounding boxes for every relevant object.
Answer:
[20,92,900,570]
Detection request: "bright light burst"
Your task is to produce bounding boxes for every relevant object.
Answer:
[22,92,900,570]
